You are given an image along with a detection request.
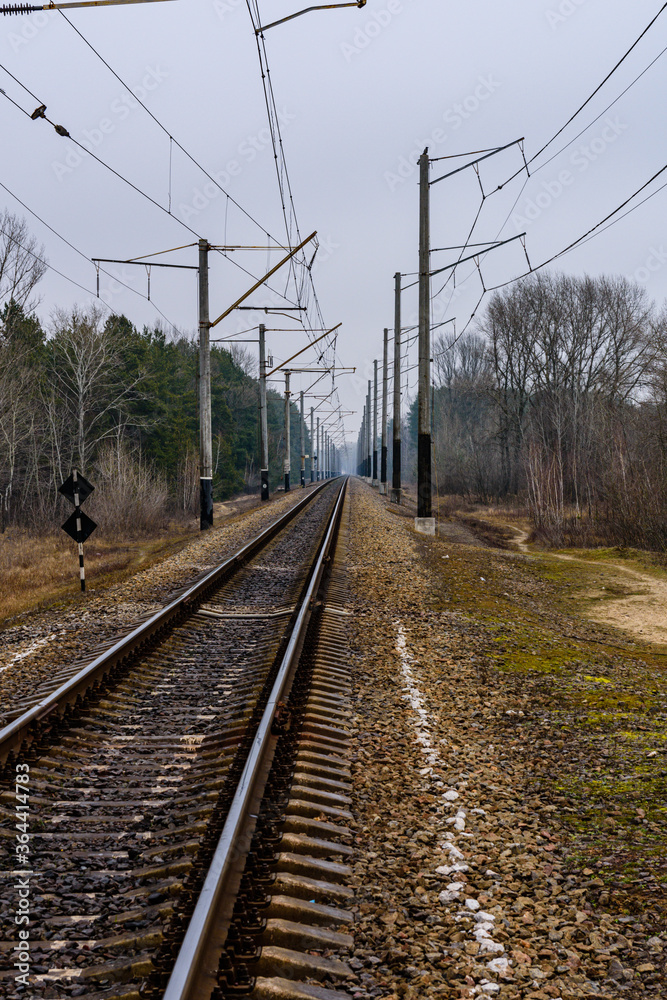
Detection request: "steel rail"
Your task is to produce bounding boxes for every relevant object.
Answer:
[0,479,335,766]
[162,477,348,1000]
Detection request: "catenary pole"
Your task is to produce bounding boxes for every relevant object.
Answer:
[300,391,306,487]
[198,239,213,530]
[357,409,366,476]
[316,416,320,480]
[391,272,402,504]
[372,359,378,486]
[258,323,269,502]
[380,327,388,495]
[284,371,291,492]
[366,380,372,480]
[310,406,315,482]
[360,406,365,477]
[416,148,434,532]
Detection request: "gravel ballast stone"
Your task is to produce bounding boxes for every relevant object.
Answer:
[344,478,663,1000]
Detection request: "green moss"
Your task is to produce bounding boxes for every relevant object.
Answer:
[427,519,667,914]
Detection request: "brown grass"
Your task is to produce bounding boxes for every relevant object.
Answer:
[0,524,197,623]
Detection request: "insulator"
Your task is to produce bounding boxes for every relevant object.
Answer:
[1,4,41,14]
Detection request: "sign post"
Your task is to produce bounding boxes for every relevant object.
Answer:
[59,470,96,592]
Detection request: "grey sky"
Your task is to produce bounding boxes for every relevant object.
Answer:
[2,0,666,450]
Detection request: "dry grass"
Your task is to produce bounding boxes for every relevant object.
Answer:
[0,524,197,623]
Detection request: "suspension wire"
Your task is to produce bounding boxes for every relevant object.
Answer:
[53,12,287,246]
[439,157,667,345]
[168,135,173,215]
[1,62,307,308]
[494,5,667,193]
[245,0,346,426]
[1,222,116,309]
[246,3,335,348]
[530,3,667,167]
[0,179,182,330]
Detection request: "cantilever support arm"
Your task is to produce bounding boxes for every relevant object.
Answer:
[265,324,342,378]
[256,1,365,34]
[209,232,316,329]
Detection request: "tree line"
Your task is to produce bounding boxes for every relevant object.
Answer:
[414,272,667,551]
[0,214,309,535]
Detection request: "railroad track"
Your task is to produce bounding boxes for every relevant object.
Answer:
[0,479,356,1000]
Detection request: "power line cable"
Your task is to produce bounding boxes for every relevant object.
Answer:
[247,3,334,344]
[529,3,667,167]
[496,4,667,192]
[533,42,667,176]
[0,78,202,237]
[1,67,305,307]
[428,25,667,321]
[0,179,182,330]
[439,157,667,344]
[245,0,345,429]
[0,222,115,306]
[56,11,291,249]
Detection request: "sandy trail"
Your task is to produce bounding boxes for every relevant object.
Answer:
[504,523,667,647]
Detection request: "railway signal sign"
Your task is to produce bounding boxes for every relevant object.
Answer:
[59,470,96,592]
[59,472,94,507]
[61,510,97,544]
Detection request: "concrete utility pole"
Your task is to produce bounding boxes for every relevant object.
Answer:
[366,380,372,481]
[284,371,291,492]
[310,406,315,482]
[380,327,388,495]
[372,359,378,486]
[357,406,366,476]
[416,148,435,534]
[300,391,306,487]
[258,323,269,502]
[391,272,402,504]
[198,239,213,530]
[316,416,321,480]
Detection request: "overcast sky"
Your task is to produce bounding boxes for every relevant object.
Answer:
[2,0,666,455]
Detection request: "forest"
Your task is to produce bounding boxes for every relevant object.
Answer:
[419,272,667,551]
[0,212,309,535]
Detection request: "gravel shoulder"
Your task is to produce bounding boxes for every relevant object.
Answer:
[3,479,665,998]
[345,479,666,1000]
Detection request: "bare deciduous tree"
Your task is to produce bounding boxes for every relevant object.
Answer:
[0,210,47,315]
[46,305,147,474]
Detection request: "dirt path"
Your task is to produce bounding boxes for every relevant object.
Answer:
[552,551,667,646]
[502,522,667,647]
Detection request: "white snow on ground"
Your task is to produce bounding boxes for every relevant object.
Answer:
[394,622,564,1000]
